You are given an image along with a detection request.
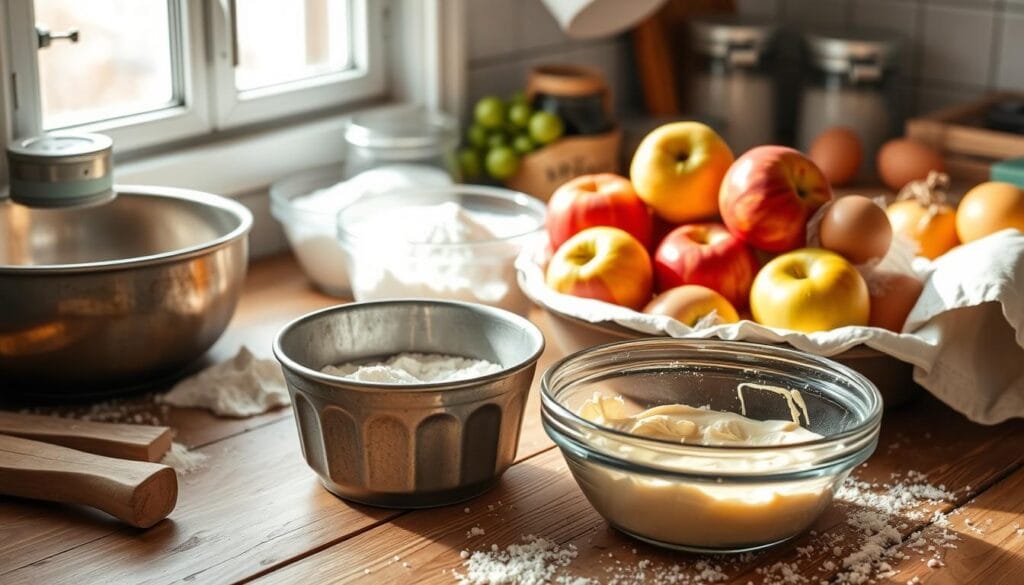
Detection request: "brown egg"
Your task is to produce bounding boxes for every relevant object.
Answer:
[869,272,924,332]
[643,285,739,327]
[809,127,862,187]
[819,195,893,264]
[876,139,945,192]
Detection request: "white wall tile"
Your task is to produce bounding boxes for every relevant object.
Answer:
[466,60,528,109]
[851,0,920,79]
[996,12,1024,91]
[467,0,522,61]
[782,0,850,29]
[736,0,781,17]
[520,0,569,50]
[923,0,997,7]
[919,4,996,86]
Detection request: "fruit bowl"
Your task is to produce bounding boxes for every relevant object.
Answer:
[515,244,921,408]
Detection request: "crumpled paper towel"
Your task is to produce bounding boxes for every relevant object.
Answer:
[516,229,1024,424]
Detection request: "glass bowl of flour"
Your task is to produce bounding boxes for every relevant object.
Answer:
[270,164,454,296]
[337,185,546,314]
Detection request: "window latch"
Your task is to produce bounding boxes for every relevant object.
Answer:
[35,25,80,49]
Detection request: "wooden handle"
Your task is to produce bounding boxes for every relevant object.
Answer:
[0,434,177,528]
[0,411,173,462]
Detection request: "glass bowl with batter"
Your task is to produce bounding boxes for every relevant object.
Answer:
[541,338,882,553]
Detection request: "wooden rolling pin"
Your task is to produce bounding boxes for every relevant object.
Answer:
[0,411,173,462]
[0,434,178,528]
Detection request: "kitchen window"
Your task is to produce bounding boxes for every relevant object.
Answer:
[3,0,386,152]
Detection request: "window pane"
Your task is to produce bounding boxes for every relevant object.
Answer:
[235,0,352,92]
[36,0,176,130]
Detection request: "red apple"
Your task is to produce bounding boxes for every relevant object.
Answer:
[546,226,653,310]
[653,222,758,308]
[719,146,833,253]
[546,173,653,251]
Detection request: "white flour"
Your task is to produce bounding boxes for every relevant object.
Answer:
[158,347,290,417]
[160,442,208,474]
[282,164,453,294]
[322,352,502,384]
[344,200,541,314]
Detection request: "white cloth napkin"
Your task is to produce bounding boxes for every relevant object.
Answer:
[516,229,1024,424]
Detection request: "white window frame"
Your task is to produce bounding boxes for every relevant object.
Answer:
[2,0,388,151]
[0,0,466,256]
[208,0,386,129]
[4,0,212,152]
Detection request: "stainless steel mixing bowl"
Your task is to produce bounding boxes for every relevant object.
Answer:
[273,299,545,508]
[0,185,252,399]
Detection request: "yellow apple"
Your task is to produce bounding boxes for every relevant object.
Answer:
[546,226,653,310]
[630,122,734,224]
[750,248,869,332]
[643,285,739,327]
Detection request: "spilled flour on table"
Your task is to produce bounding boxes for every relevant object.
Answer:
[158,346,290,417]
[161,442,208,474]
[450,469,962,585]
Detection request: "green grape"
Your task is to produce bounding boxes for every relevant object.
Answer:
[474,96,506,129]
[467,124,489,149]
[528,111,565,145]
[485,147,521,180]
[458,148,483,180]
[508,102,533,129]
[512,134,536,155]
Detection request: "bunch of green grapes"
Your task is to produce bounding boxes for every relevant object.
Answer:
[459,92,565,181]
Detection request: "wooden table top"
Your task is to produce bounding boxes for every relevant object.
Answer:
[2,254,1023,585]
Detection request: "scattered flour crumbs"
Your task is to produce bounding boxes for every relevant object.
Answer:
[450,469,962,585]
[322,353,501,383]
[158,346,290,417]
[160,442,208,474]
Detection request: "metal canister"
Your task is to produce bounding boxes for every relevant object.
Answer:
[688,16,778,153]
[797,30,901,176]
[6,132,114,208]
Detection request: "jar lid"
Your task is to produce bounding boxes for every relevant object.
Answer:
[526,64,608,99]
[7,131,112,163]
[803,29,900,81]
[6,131,115,208]
[690,16,777,65]
[344,106,458,151]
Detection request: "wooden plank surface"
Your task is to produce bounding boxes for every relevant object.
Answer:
[0,254,560,583]
[888,466,1024,585]
[252,395,1024,585]
[2,254,1023,585]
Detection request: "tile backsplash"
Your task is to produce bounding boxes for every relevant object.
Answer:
[736,0,1024,114]
[465,0,640,116]
[467,0,1023,124]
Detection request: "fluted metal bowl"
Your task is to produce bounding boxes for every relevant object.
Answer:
[273,299,545,508]
[0,185,252,399]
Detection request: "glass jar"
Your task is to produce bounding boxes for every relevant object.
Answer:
[797,30,900,178]
[687,17,778,154]
[526,64,614,136]
[343,105,460,180]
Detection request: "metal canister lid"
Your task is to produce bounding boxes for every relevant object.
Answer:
[690,16,777,66]
[6,131,115,208]
[803,29,900,82]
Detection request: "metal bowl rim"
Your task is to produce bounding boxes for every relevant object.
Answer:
[0,184,253,274]
[273,298,546,392]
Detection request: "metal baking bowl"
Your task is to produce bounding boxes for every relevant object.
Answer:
[273,299,545,508]
[0,185,252,399]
